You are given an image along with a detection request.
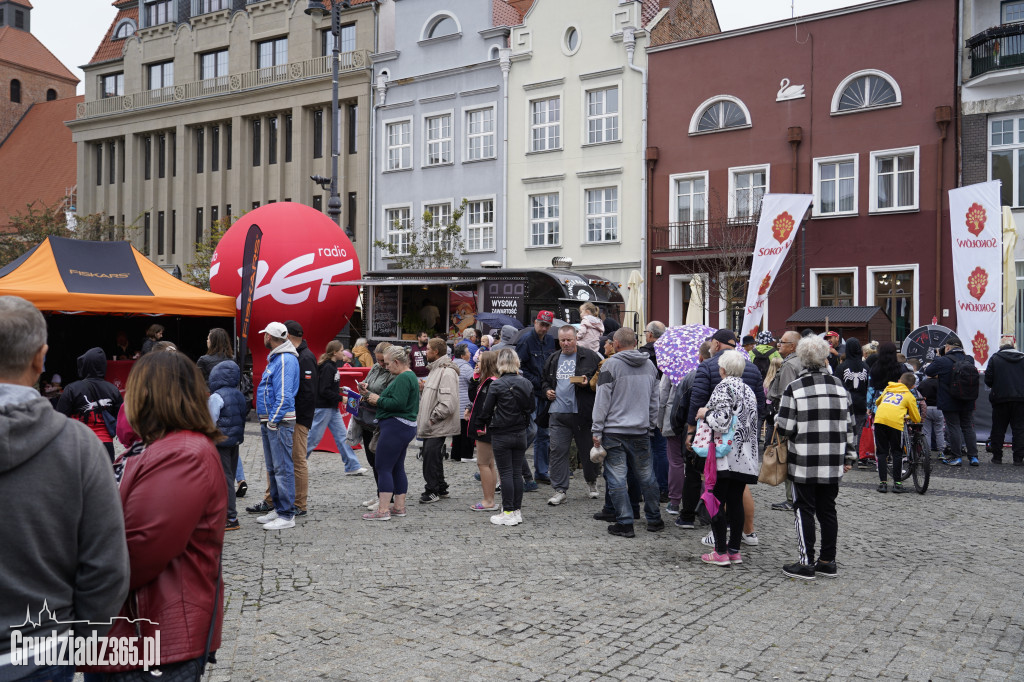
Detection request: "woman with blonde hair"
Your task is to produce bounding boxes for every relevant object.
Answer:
[86,351,225,678]
[356,342,395,506]
[359,345,419,520]
[479,348,535,526]
[467,351,500,510]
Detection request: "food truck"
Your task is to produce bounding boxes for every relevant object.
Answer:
[343,268,626,342]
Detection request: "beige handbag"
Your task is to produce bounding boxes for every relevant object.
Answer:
[759,427,788,486]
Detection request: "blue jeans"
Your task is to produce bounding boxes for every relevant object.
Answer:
[602,433,663,525]
[650,427,668,495]
[261,422,295,520]
[307,407,362,471]
[533,398,549,477]
[236,457,246,482]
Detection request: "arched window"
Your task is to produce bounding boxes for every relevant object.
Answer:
[10,79,20,103]
[113,19,135,39]
[832,69,901,114]
[422,12,460,41]
[688,95,751,134]
[46,88,57,101]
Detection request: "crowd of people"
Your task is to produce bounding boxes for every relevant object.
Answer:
[4,287,1015,680]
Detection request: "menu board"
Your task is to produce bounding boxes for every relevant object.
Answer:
[372,286,399,338]
[483,280,526,322]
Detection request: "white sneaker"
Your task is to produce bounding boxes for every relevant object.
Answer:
[741,532,759,546]
[547,491,567,506]
[346,467,368,476]
[366,501,379,512]
[362,498,377,508]
[700,531,715,546]
[256,511,278,524]
[490,511,518,526]
[513,510,523,524]
[263,517,295,530]
[588,481,599,499]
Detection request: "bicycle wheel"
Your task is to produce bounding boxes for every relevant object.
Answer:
[912,433,930,494]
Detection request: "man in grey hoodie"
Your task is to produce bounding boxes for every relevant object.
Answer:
[592,328,664,537]
[490,325,519,352]
[0,296,130,682]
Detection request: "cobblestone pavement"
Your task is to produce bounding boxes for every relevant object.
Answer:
[206,424,1024,681]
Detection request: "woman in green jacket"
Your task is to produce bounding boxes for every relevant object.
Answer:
[359,345,419,520]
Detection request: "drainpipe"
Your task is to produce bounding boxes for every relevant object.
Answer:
[624,26,648,316]
[788,126,802,312]
[500,47,511,268]
[935,105,952,321]
[372,73,388,272]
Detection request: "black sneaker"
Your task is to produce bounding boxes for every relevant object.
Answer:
[782,562,816,580]
[675,517,695,529]
[659,491,670,504]
[771,500,794,511]
[534,474,551,484]
[294,509,308,516]
[419,492,440,504]
[892,483,907,494]
[607,523,635,538]
[235,481,248,498]
[593,510,617,521]
[646,520,666,532]
[815,560,838,578]
[225,518,240,531]
[246,500,274,514]
[877,482,888,493]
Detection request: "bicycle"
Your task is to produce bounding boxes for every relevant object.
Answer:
[890,413,930,494]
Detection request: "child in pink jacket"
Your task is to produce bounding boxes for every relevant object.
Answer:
[577,302,605,352]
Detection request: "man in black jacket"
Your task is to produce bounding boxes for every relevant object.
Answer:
[251,320,316,516]
[924,335,978,466]
[55,347,123,462]
[984,335,1024,464]
[541,325,602,504]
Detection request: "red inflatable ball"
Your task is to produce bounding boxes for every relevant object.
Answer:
[209,202,361,383]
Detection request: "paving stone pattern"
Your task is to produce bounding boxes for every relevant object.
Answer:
[207,424,1024,681]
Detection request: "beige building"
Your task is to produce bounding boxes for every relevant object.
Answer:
[68,0,382,270]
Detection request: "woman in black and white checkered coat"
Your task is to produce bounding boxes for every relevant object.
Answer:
[775,335,857,581]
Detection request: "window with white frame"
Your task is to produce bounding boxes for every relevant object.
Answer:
[730,166,767,219]
[692,97,750,133]
[424,202,452,251]
[989,115,1024,207]
[833,71,900,113]
[466,199,495,251]
[529,193,560,247]
[816,271,855,307]
[530,97,561,152]
[385,207,412,255]
[586,87,619,144]
[870,147,918,212]
[1005,1,1024,22]
[672,173,708,249]
[385,120,411,170]
[466,107,495,160]
[585,187,618,243]
[814,155,858,216]
[424,114,452,166]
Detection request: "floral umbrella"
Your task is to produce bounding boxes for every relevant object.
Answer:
[654,324,717,385]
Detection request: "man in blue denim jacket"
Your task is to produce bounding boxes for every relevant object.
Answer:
[254,321,299,530]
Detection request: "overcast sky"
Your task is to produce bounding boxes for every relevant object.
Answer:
[35,0,875,95]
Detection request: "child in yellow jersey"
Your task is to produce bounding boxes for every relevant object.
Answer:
[874,372,922,493]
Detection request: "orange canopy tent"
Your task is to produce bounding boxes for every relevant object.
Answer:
[0,236,235,316]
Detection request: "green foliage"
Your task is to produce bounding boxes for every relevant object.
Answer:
[185,217,233,291]
[0,200,138,267]
[374,198,470,270]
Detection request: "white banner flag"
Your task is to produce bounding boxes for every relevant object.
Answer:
[739,194,813,337]
[949,181,1002,369]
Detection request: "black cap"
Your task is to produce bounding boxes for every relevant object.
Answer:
[712,329,737,346]
[284,320,304,337]
[741,335,755,346]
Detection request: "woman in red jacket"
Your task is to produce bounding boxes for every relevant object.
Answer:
[85,351,226,680]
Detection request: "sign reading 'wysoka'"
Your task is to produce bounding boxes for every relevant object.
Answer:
[209,202,361,381]
[948,181,1002,369]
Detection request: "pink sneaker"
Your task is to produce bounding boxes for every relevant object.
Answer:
[362,509,391,521]
[728,552,742,564]
[701,551,731,566]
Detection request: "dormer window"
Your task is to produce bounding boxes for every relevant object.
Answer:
[113,19,136,39]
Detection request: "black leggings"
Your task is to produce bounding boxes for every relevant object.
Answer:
[492,430,527,512]
[710,478,746,554]
[874,423,903,482]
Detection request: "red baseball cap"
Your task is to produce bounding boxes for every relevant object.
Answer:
[536,310,554,324]
[824,331,839,338]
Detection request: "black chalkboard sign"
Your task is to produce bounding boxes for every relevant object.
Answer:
[373,286,399,338]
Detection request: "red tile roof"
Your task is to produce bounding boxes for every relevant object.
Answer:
[8,0,32,8]
[89,2,136,65]
[0,27,77,82]
[0,95,82,228]
[641,0,662,27]
[492,0,522,27]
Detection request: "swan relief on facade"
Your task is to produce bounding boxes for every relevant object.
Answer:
[776,78,805,102]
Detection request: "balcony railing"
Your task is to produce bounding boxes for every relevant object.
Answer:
[650,217,757,254]
[77,51,368,120]
[967,22,1024,78]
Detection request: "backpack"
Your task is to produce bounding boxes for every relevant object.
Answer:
[751,348,773,381]
[949,354,979,402]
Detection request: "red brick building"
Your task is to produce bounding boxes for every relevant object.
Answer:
[646,0,957,343]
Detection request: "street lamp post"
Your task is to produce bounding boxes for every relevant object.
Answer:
[305,0,352,239]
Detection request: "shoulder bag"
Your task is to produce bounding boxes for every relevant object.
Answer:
[758,427,788,486]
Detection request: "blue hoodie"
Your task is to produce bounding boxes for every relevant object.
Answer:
[256,340,299,423]
[208,360,247,446]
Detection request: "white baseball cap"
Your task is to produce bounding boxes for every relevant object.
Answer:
[258,322,288,339]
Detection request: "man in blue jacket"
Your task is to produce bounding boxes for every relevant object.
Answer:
[925,335,978,466]
[517,311,557,482]
[255,321,300,530]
